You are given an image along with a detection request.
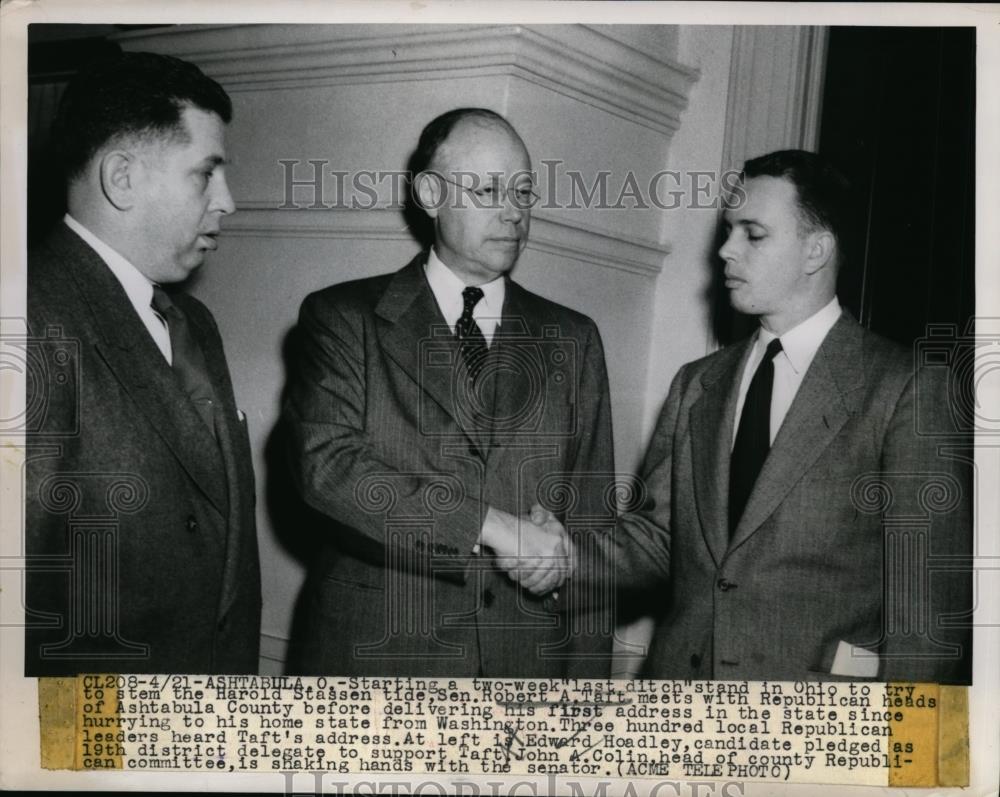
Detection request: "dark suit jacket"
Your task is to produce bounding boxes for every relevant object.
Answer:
[615,313,972,683]
[282,254,616,677]
[25,222,261,675]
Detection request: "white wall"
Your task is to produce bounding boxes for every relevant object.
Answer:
[644,25,737,439]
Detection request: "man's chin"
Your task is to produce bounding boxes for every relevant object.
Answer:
[494,250,523,273]
[727,289,753,315]
[161,258,205,285]
[474,256,517,279]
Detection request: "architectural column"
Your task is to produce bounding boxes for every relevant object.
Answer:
[721,25,828,170]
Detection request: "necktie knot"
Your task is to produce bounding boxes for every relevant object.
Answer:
[151,285,175,318]
[764,337,783,361]
[456,286,486,342]
[462,286,484,314]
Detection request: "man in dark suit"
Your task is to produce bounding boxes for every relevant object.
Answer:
[283,108,616,677]
[25,52,261,675]
[608,150,971,683]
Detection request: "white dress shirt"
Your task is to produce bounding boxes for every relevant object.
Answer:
[733,296,842,447]
[424,248,505,346]
[64,214,172,364]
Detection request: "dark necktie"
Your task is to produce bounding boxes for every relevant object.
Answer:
[151,286,218,437]
[455,286,489,379]
[729,337,783,536]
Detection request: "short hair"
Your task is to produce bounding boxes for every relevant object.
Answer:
[742,149,851,253]
[410,107,518,175]
[53,51,232,182]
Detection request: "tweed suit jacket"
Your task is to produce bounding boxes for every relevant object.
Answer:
[282,253,616,677]
[25,222,261,675]
[615,312,972,683]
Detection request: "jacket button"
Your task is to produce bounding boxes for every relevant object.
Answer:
[483,589,495,608]
[186,516,199,533]
[690,654,701,668]
[717,578,735,592]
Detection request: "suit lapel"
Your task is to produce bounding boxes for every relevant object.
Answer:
[57,225,229,519]
[488,281,539,452]
[689,341,751,567]
[376,254,488,457]
[729,314,865,552]
[179,294,253,618]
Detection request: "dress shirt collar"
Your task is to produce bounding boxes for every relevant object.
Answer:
[64,214,155,313]
[757,296,842,375]
[424,247,505,330]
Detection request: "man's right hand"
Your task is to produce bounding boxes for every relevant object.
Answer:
[480,506,572,595]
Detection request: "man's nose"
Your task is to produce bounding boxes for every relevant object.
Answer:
[213,173,236,215]
[718,231,737,261]
[499,190,525,223]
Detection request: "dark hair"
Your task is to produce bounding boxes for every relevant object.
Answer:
[742,149,851,254]
[53,51,232,181]
[410,107,516,175]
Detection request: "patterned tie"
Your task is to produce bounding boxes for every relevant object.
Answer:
[151,286,218,437]
[455,286,489,379]
[729,337,783,537]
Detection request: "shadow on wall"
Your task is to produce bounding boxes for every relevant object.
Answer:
[706,214,756,348]
[264,325,406,674]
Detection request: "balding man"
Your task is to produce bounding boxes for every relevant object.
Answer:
[609,150,971,683]
[283,108,615,677]
[26,52,261,674]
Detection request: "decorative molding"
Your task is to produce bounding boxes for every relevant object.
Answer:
[720,26,829,171]
[223,206,667,278]
[114,24,699,137]
[226,204,414,242]
[797,28,829,151]
[527,210,667,278]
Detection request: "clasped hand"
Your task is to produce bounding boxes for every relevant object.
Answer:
[480,505,575,595]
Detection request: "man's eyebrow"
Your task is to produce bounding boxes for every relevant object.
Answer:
[724,216,765,228]
[196,154,229,168]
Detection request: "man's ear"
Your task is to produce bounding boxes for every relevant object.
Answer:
[413,172,443,219]
[99,150,138,210]
[804,229,836,275]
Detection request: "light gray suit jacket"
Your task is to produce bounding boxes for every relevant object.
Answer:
[615,312,972,683]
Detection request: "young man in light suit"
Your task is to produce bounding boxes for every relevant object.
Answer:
[611,150,971,683]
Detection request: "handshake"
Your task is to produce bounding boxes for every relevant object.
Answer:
[479,504,576,596]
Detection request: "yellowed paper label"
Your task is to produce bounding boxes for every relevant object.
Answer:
[36,676,968,787]
[43,675,124,770]
[937,685,970,787]
[38,678,76,770]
